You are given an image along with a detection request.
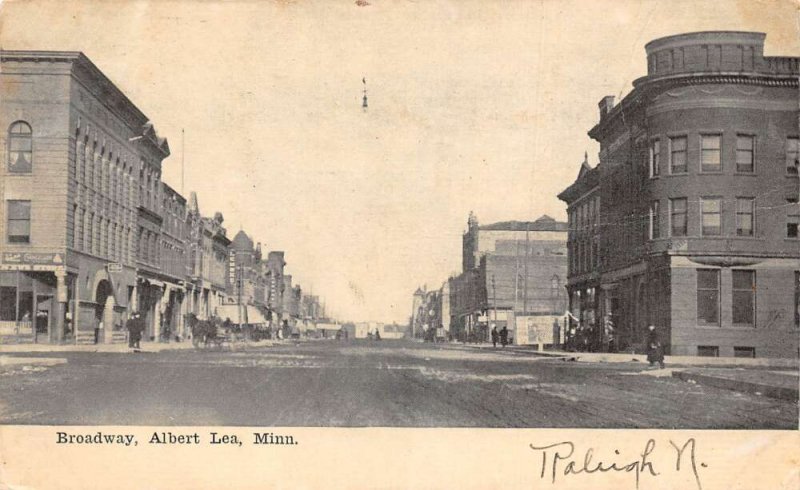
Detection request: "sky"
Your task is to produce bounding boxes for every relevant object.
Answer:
[0,0,797,323]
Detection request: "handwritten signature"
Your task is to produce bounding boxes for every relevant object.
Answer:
[529,438,706,490]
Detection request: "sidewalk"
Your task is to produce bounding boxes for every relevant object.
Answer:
[672,368,799,401]
[0,339,276,354]
[457,342,799,369]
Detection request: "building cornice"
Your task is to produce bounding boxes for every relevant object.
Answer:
[590,72,798,140]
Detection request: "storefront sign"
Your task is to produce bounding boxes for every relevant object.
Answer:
[0,264,63,272]
[2,252,64,265]
[107,263,124,273]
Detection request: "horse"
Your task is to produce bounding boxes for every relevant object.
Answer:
[186,314,222,349]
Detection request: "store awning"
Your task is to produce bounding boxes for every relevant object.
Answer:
[316,323,341,331]
[216,304,245,323]
[246,306,268,325]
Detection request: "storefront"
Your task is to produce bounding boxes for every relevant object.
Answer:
[0,253,74,344]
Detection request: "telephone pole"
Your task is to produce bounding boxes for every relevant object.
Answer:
[523,222,529,315]
[492,274,497,343]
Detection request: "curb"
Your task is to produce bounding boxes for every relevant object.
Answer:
[672,370,799,401]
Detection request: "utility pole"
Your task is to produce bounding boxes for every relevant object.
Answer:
[523,222,529,315]
[237,261,243,327]
[514,239,520,314]
[492,274,497,343]
[181,129,185,195]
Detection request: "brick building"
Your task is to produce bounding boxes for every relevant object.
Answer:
[448,213,568,343]
[0,51,170,344]
[558,31,799,358]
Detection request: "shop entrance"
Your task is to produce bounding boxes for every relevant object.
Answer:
[35,295,52,343]
[94,280,114,343]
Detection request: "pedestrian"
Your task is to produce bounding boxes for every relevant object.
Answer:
[646,324,665,369]
[567,326,576,351]
[500,325,508,348]
[133,313,144,349]
[125,314,137,348]
[491,325,498,348]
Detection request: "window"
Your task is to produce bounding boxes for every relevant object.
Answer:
[733,346,755,358]
[787,137,799,176]
[7,200,31,243]
[87,213,95,254]
[697,269,720,326]
[788,215,799,239]
[670,198,687,237]
[700,134,722,172]
[669,136,687,173]
[736,198,754,237]
[701,198,721,236]
[649,139,660,177]
[697,345,719,357]
[7,121,32,173]
[736,135,755,173]
[732,270,755,326]
[649,201,660,239]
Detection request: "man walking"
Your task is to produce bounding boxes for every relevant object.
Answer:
[132,313,144,349]
[499,325,509,348]
[126,314,137,348]
[491,325,499,348]
[646,324,665,369]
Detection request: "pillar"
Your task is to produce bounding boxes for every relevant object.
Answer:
[53,270,68,344]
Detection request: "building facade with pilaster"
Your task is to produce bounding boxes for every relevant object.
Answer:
[0,51,170,344]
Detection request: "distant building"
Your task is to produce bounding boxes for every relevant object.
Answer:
[558,31,799,358]
[266,251,286,319]
[186,193,230,321]
[449,213,568,343]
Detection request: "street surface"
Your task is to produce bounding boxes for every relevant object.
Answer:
[0,340,795,428]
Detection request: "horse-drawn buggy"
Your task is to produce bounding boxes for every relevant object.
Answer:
[185,314,233,349]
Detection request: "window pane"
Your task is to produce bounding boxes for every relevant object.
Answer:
[733,270,754,290]
[736,136,754,171]
[10,122,31,134]
[8,123,33,173]
[702,198,721,235]
[7,201,31,219]
[670,137,687,173]
[0,286,16,321]
[698,291,719,324]
[7,220,30,237]
[787,217,799,238]
[9,138,32,152]
[671,198,686,213]
[737,199,753,213]
[736,136,753,150]
[697,346,719,357]
[733,291,754,324]
[702,199,720,213]
[697,269,718,289]
[701,135,721,170]
[788,138,799,174]
[702,135,721,150]
[737,215,753,236]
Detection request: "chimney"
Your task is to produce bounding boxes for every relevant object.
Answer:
[598,96,615,120]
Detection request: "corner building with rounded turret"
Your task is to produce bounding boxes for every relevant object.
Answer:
[558,31,799,358]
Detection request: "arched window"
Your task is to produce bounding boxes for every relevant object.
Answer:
[7,121,32,173]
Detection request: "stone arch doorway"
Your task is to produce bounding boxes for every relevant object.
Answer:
[94,280,115,343]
